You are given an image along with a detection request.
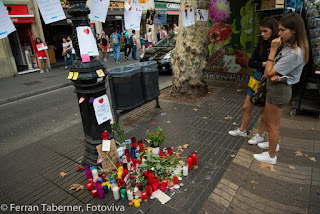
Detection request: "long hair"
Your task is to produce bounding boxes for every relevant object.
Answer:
[35,37,42,44]
[279,13,309,63]
[259,17,279,54]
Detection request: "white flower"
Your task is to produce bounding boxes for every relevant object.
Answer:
[151,167,155,171]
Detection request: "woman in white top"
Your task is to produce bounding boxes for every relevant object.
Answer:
[67,36,75,65]
[146,28,153,49]
[62,37,71,69]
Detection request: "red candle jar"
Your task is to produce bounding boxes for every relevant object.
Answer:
[91,190,97,197]
[173,177,178,184]
[141,191,147,200]
[126,154,130,163]
[188,156,193,169]
[152,183,158,191]
[159,150,165,158]
[123,168,128,177]
[146,183,153,196]
[167,147,172,155]
[154,177,160,188]
[88,178,93,184]
[125,149,129,155]
[138,140,144,152]
[192,152,197,165]
[137,182,143,190]
[86,183,93,191]
[161,179,167,192]
[101,173,107,182]
[147,172,154,183]
[131,137,136,149]
[123,163,128,170]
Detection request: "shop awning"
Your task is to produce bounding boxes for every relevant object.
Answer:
[9,14,35,24]
[167,11,179,15]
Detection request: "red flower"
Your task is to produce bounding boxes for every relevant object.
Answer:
[155,133,158,136]
[161,136,163,138]
[130,175,135,180]
[132,182,136,187]
[76,166,82,172]
[100,130,108,140]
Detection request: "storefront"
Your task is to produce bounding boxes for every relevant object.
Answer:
[154,2,179,30]
[5,4,39,74]
[102,1,124,36]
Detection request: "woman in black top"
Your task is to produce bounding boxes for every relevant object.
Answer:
[228,17,279,145]
[100,30,109,62]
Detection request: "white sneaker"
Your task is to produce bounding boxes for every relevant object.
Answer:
[40,70,44,73]
[228,128,247,137]
[253,152,277,164]
[258,141,280,152]
[248,134,264,145]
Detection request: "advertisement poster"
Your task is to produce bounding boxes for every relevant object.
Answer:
[0,1,16,39]
[37,0,66,24]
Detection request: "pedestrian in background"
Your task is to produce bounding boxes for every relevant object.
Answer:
[132,30,137,60]
[157,29,161,42]
[229,17,279,146]
[140,30,146,57]
[254,13,309,164]
[173,23,178,33]
[35,37,48,73]
[160,26,167,39]
[122,28,131,60]
[111,28,121,64]
[100,30,109,62]
[146,28,153,49]
[67,36,75,65]
[62,37,71,70]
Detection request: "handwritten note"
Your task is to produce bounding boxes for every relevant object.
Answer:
[102,139,111,152]
[124,5,142,30]
[89,0,110,23]
[182,8,195,28]
[81,54,90,62]
[93,94,112,125]
[77,26,99,56]
[37,0,66,24]
[0,1,16,39]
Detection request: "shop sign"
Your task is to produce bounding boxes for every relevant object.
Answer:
[5,5,29,15]
[60,0,70,8]
[138,0,147,3]
[109,2,124,9]
[166,3,179,10]
[115,16,122,19]
[10,16,35,24]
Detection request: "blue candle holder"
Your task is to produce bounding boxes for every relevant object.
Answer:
[131,147,136,159]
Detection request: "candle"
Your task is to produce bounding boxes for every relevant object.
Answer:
[92,168,99,179]
[176,165,182,174]
[112,186,120,200]
[131,147,136,159]
[159,150,165,158]
[161,179,167,192]
[138,140,144,152]
[127,189,134,201]
[152,183,158,191]
[123,163,128,170]
[192,152,197,165]
[188,156,193,169]
[88,178,93,184]
[134,199,140,208]
[173,177,178,184]
[123,168,128,177]
[137,182,143,190]
[96,181,104,199]
[183,164,188,176]
[120,187,128,200]
[147,172,154,183]
[91,190,97,197]
[132,137,137,149]
[103,185,109,194]
[126,154,131,163]
[86,183,93,191]
[141,191,147,200]
[101,173,107,182]
[167,147,172,155]
[154,177,160,188]
[125,149,129,155]
[117,167,123,180]
[146,183,152,196]
[85,165,92,179]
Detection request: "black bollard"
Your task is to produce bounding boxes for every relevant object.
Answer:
[68,0,111,166]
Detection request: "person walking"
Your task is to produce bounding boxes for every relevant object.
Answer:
[35,37,48,73]
[111,28,121,64]
[146,28,153,49]
[67,36,75,65]
[253,13,309,164]
[173,23,178,33]
[62,37,71,69]
[122,28,131,60]
[100,30,109,62]
[157,29,161,42]
[160,26,167,39]
[140,30,146,57]
[131,30,137,60]
[228,17,279,145]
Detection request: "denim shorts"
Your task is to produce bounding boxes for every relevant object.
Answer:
[266,79,292,107]
[247,70,263,97]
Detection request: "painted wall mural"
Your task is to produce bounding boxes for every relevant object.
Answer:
[205,0,260,77]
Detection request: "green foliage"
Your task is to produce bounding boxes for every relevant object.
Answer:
[112,123,125,145]
[145,128,166,148]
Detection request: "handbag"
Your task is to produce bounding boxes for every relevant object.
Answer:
[250,77,267,107]
[248,70,263,92]
[62,51,67,56]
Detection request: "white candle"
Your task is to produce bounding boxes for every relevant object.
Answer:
[127,189,134,200]
[183,165,188,176]
[92,169,99,179]
[176,165,182,173]
[112,186,120,200]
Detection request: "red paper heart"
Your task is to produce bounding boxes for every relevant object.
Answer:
[84,29,89,35]
[99,98,103,103]
[190,9,192,12]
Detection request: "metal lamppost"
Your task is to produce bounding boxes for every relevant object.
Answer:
[68,0,111,166]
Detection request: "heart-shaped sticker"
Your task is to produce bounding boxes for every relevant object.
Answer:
[84,29,89,35]
[190,8,192,12]
[99,98,103,103]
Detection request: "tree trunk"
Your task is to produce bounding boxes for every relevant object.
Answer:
[171,0,210,97]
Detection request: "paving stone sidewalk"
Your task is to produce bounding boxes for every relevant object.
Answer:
[1,79,318,214]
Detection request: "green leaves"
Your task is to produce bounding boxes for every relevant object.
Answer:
[155,163,162,170]
[145,128,166,148]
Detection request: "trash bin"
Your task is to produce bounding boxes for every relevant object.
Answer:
[108,66,144,110]
[126,61,159,101]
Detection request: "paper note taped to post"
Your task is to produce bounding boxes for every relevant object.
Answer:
[93,94,112,125]
[76,26,99,56]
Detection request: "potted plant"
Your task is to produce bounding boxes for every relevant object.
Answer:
[145,127,166,155]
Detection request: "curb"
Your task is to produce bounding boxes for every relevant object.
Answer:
[0,82,72,106]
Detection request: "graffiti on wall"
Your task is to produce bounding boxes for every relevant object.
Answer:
[205,0,260,78]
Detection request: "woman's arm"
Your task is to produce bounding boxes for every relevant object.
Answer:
[264,38,281,78]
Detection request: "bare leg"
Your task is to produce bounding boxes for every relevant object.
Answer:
[257,107,266,136]
[39,59,43,71]
[44,59,48,69]
[239,95,253,131]
[265,102,282,157]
